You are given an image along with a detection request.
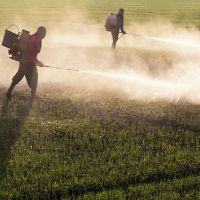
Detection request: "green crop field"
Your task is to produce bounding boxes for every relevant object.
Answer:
[1,87,200,199]
[1,0,200,28]
[1,0,200,199]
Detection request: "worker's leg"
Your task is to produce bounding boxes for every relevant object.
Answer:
[25,64,38,99]
[111,28,119,49]
[6,65,25,98]
[112,33,118,49]
[30,69,38,99]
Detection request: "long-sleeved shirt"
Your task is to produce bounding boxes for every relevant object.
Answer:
[22,34,42,65]
[116,14,125,32]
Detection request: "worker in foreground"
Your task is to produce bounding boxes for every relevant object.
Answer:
[6,26,46,100]
[105,8,126,49]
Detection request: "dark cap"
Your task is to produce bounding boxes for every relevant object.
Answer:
[37,26,46,38]
[118,8,124,16]
[37,26,46,34]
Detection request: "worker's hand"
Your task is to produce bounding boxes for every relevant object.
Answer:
[37,61,44,67]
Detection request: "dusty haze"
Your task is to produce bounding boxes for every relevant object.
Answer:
[1,14,200,103]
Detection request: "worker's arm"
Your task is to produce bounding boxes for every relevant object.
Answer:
[118,16,126,34]
[36,40,42,53]
[35,37,43,66]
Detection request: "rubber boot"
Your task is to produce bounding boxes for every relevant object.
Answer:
[5,82,16,98]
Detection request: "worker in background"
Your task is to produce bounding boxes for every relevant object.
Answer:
[105,8,126,49]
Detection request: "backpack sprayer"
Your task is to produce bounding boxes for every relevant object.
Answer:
[105,13,144,40]
[2,24,79,72]
[2,24,31,61]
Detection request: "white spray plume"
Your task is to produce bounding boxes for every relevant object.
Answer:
[1,17,200,104]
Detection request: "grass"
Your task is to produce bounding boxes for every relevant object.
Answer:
[0,0,200,30]
[1,87,200,199]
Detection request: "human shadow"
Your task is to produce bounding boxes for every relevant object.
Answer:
[0,95,33,180]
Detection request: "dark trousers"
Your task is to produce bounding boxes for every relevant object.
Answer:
[111,27,119,49]
[11,62,38,96]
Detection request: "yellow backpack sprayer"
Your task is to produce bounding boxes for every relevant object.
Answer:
[2,24,30,61]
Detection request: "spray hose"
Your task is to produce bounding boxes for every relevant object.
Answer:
[44,65,79,72]
[118,33,124,40]
[126,33,144,37]
[118,32,144,41]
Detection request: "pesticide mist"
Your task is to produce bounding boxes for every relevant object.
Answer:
[1,17,200,103]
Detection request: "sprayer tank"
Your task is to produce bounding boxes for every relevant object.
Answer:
[2,29,19,48]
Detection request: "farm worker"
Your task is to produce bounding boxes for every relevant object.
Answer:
[6,26,46,100]
[111,8,126,49]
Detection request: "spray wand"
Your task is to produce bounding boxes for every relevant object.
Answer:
[118,32,145,41]
[126,33,144,37]
[44,65,79,72]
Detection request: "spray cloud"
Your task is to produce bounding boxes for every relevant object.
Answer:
[1,10,200,103]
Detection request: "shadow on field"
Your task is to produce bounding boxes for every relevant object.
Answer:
[0,96,33,180]
[66,164,200,197]
[109,110,200,134]
[141,115,200,133]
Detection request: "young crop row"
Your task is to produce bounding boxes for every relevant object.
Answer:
[1,89,200,198]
